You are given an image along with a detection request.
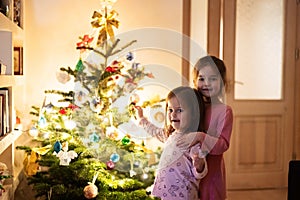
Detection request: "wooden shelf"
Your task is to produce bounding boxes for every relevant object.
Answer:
[0,1,25,199]
[0,131,22,155]
[0,76,15,88]
[0,131,22,200]
[0,13,23,40]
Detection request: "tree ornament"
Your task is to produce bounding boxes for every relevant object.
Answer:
[53,141,62,153]
[55,142,78,166]
[83,171,99,199]
[38,116,47,128]
[56,70,71,84]
[76,34,94,50]
[99,0,118,10]
[91,8,119,45]
[23,145,51,176]
[44,103,54,112]
[130,93,140,104]
[74,81,90,107]
[126,52,134,61]
[64,119,76,130]
[23,151,40,176]
[141,173,149,180]
[121,136,130,145]
[90,97,102,113]
[106,126,118,139]
[110,153,120,163]
[132,62,139,70]
[29,126,39,137]
[83,183,98,199]
[75,59,84,72]
[133,160,140,168]
[106,160,115,170]
[89,132,100,143]
[59,108,67,115]
[129,169,137,177]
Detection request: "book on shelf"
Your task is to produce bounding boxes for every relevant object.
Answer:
[0,88,9,136]
[0,94,3,136]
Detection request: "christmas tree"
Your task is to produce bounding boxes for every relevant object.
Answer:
[17,1,164,199]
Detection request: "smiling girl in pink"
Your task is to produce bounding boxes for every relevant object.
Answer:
[178,55,233,200]
[135,86,208,200]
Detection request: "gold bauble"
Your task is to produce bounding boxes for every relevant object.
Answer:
[83,183,98,199]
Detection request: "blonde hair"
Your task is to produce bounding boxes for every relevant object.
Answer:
[164,86,205,137]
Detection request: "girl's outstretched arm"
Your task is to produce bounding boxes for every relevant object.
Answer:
[135,106,167,143]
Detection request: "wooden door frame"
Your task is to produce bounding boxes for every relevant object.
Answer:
[182,0,222,83]
[222,0,235,100]
[207,0,221,57]
[182,0,191,85]
[295,1,300,159]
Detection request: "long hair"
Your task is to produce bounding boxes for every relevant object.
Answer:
[164,86,205,137]
[193,55,228,98]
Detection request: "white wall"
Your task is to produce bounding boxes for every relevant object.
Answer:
[22,0,184,127]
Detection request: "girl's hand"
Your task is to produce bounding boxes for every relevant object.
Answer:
[193,157,206,173]
[134,106,144,119]
[190,144,207,173]
[176,132,205,149]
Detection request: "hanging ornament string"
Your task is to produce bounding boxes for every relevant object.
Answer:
[129,153,136,177]
[84,171,100,199]
[109,99,114,127]
[47,187,52,200]
[92,171,100,184]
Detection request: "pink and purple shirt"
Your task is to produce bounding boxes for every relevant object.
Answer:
[140,119,208,200]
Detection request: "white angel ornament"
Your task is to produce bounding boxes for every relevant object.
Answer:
[56,142,78,166]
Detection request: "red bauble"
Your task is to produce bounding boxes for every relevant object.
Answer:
[106,160,115,170]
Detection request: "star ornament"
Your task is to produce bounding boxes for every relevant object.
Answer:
[100,0,118,10]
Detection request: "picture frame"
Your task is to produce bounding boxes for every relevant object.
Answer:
[0,0,11,19]
[13,0,22,27]
[14,47,23,75]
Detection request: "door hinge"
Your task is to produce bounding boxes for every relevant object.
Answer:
[296,48,300,60]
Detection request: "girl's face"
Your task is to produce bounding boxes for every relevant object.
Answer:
[196,65,222,99]
[167,96,191,132]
